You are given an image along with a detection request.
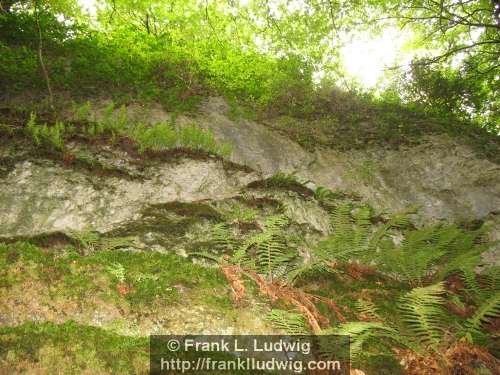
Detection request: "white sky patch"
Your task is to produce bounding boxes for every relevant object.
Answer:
[78,0,98,17]
[340,27,411,89]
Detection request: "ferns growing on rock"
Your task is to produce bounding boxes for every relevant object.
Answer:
[26,113,65,151]
[130,122,177,153]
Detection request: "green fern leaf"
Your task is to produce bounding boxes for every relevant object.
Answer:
[464,291,500,336]
[266,309,310,335]
[355,299,381,321]
[398,283,446,347]
[324,322,398,359]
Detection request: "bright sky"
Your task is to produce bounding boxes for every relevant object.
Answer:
[339,28,414,89]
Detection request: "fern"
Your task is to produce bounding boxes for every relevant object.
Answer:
[107,262,126,283]
[73,100,92,121]
[68,230,100,251]
[369,207,416,250]
[398,283,446,347]
[355,299,381,321]
[210,223,237,253]
[324,322,398,359]
[287,261,337,285]
[26,113,65,151]
[378,226,460,286]
[463,291,500,337]
[266,309,310,335]
[316,203,371,262]
[482,266,500,291]
[254,215,296,280]
[179,124,232,157]
[131,122,177,153]
[438,227,490,297]
[314,186,341,207]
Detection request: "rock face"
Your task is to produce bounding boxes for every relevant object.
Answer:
[1,96,499,264]
[0,141,259,238]
[193,98,500,224]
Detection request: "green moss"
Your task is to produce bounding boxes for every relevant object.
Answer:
[86,249,227,308]
[0,321,148,374]
[146,202,222,221]
[247,173,313,197]
[0,241,228,311]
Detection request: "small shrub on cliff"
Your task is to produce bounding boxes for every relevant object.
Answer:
[179,124,232,157]
[130,122,177,154]
[26,113,65,151]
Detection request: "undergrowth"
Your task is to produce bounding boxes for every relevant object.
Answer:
[189,187,499,373]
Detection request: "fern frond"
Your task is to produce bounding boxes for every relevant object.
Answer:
[262,215,289,233]
[463,291,500,336]
[482,267,500,291]
[316,203,372,262]
[210,223,237,253]
[398,283,446,347]
[378,226,455,286]
[369,207,416,250]
[314,186,341,206]
[323,322,398,359]
[68,230,100,249]
[266,309,310,335]
[355,299,381,321]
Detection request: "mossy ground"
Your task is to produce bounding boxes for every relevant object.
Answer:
[0,241,231,316]
[0,321,149,375]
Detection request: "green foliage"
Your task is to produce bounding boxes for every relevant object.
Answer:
[398,283,446,348]
[96,103,128,140]
[221,206,258,222]
[107,262,126,283]
[129,122,232,157]
[68,230,133,254]
[26,113,65,151]
[179,124,232,157]
[251,215,296,280]
[0,321,148,374]
[191,214,297,280]
[462,292,500,340]
[325,322,398,359]
[267,172,300,187]
[210,223,237,254]
[73,100,92,121]
[314,186,345,207]
[130,122,177,154]
[316,203,373,262]
[0,241,227,309]
[68,230,100,250]
[379,225,488,287]
[266,309,310,335]
[355,299,381,321]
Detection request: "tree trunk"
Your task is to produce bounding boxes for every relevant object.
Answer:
[33,0,55,111]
